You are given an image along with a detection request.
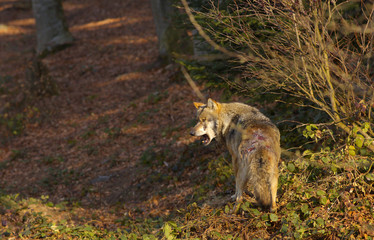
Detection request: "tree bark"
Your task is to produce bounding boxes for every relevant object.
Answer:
[32,0,73,56]
[150,0,174,61]
[150,0,193,63]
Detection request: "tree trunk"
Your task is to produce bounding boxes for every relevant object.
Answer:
[32,0,73,56]
[150,0,173,61]
[150,0,193,63]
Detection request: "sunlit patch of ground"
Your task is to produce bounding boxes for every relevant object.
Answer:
[0,0,214,229]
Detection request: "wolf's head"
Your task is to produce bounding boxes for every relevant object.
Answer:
[190,98,221,146]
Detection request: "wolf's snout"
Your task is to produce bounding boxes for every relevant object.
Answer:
[190,129,195,136]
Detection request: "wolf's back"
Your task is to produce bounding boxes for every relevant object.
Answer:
[222,102,270,123]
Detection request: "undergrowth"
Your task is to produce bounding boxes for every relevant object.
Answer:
[160,149,374,239]
[1,145,373,239]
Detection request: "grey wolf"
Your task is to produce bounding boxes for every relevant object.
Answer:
[190,98,281,211]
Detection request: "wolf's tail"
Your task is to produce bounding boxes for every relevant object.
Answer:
[253,175,272,209]
[250,147,278,211]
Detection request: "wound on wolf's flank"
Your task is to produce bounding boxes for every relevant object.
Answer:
[193,102,205,109]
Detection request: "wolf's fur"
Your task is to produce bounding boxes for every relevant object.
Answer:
[191,98,280,211]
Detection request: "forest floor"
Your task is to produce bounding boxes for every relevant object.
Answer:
[0,0,227,230]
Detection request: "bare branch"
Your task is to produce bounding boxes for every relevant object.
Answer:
[180,65,206,102]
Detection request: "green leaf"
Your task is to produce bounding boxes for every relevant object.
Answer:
[360,148,368,155]
[290,212,300,225]
[303,192,311,200]
[211,231,222,238]
[302,130,308,138]
[300,204,309,214]
[302,149,313,156]
[269,213,278,222]
[320,196,328,205]
[316,217,325,227]
[143,235,156,240]
[331,164,338,174]
[251,208,261,216]
[280,223,288,234]
[241,202,250,212]
[316,190,326,196]
[287,163,296,172]
[261,213,269,221]
[225,205,230,214]
[355,134,364,148]
[365,173,374,181]
[353,125,359,134]
[163,223,172,238]
[348,145,356,156]
[286,203,293,210]
[321,157,329,164]
[362,122,370,133]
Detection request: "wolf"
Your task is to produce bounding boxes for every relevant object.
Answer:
[190,98,281,212]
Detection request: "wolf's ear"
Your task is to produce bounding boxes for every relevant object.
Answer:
[193,102,205,109]
[207,98,219,110]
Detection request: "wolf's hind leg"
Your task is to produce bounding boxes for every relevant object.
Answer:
[269,167,279,212]
[233,165,249,202]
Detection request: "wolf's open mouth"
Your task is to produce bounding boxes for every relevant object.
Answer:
[201,134,210,145]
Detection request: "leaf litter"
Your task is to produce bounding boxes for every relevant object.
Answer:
[0,0,214,231]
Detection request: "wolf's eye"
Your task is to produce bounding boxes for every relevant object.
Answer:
[201,118,206,122]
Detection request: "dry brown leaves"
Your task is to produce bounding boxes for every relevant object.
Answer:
[0,0,211,226]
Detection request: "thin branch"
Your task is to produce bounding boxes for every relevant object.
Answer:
[181,0,247,63]
[293,10,314,99]
[180,65,206,102]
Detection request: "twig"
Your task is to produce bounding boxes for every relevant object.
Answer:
[180,65,206,102]
[292,8,314,99]
[180,0,247,63]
